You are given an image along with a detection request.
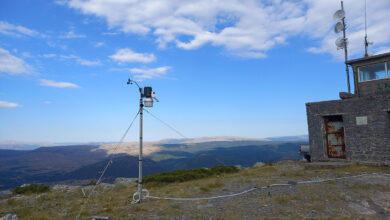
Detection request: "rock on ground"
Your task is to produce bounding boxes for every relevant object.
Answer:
[348,202,376,215]
[253,162,265,168]
[52,184,78,192]
[370,192,390,212]
[0,214,18,220]
[114,178,137,186]
[0,191,12,199]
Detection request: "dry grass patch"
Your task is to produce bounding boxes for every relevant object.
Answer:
[2,161,389,219]
[199,180,224,193]
[273,196,290,204]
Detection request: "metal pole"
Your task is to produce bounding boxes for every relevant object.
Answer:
[341,1,351,94]
[138,93,143,202]
[364,0,368,57]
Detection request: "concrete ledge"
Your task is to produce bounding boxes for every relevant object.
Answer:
[303,162,354,169]
[304,161,390,168]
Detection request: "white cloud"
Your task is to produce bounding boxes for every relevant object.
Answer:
[59,54,78,59]
[55,0,68,5]
[0,21,39,37]
[39,79,79,88]
[60,30,86,39]
[0,47,31,75]
[376,47,390,55]
[102,32,118,36]
[0,101,21,108]
[65,0,390,58]
[233,51,267,58]
[22,52,32,58]
[59,54,101,66]
[110,48,156,63]
[47,41,68,50]
[77,58,101,66]
[129,66,170,80]
[94,42,104,47]
[43,54,57,58]
[44,101,52,104]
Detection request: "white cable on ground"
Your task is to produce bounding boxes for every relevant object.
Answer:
[147,187,258,201]
[76,110,140,220]
[144,172,390,201]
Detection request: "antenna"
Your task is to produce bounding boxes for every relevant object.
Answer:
[333,9,345,20]
[335,37,348,50]
[364,0,367,56]
[333,1,351,94]
[364,0,373,57]
[334,22,344,34]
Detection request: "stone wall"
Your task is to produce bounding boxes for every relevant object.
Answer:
[358,78,390,97]
[306,93,390,165]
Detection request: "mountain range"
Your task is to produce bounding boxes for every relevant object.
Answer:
[0,136,308,190]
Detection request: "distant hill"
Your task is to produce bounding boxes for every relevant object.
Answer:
[0,136,308,189]
[157,142,301,170]
[62,155,163,183]
[159,136,270,144]
[0,145,108,173]
[0,145,109,189]
[266,135,308,141]
[0,141,115,150]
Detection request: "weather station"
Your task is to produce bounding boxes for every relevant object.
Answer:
[127,78,159,203]
[75,76,185,219]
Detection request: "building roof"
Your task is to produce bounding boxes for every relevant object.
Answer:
[346,52,390,65]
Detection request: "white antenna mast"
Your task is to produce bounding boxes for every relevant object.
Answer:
[333,1,351,93]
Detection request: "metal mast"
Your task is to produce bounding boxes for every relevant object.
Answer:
[127,78,158,203]
[364,0,368,57]
[341,1,351,94]
[138,87,144,202]
[363,0,373,57]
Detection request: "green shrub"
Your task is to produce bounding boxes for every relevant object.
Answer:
[143,165,239,184]
[12,184,50,195]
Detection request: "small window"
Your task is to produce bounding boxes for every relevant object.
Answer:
[387,62,390,78]
[359,63,386,82]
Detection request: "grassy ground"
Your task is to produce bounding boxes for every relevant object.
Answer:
[1,161,390,219]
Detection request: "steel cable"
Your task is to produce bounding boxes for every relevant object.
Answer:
[76,110,140,220]
[142,108,226,166]
[142,108,187,139]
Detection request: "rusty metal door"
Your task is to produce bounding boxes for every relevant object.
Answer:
[325,115,346,159]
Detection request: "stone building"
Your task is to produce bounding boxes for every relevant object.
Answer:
[306,52,390,165]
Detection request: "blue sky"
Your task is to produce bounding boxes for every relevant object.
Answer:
[0,0,389,143]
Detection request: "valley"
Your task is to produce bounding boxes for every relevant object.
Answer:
[0,136,306,190]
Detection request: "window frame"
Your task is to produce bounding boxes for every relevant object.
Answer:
[358,62,389,83]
